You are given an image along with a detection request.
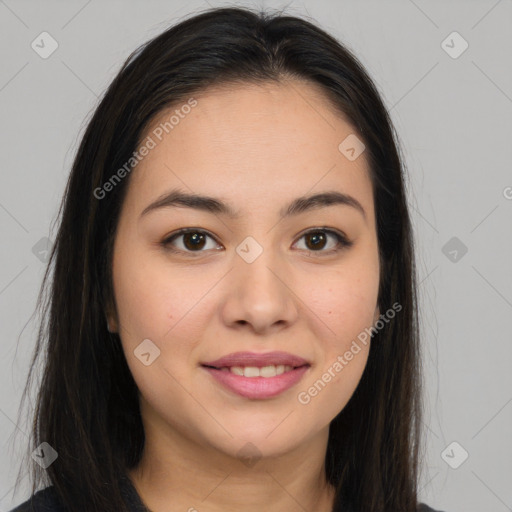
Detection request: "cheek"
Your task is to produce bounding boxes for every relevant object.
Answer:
[307,276,376,373]
[298,342,370,432]
[294,252,379,418]
[305,254,380,346]
[111,252,206,404]
[296,284,375,426]
[112,245,223,385]
[113,244,197,338]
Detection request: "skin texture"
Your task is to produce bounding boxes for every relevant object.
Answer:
[108,79,381,512]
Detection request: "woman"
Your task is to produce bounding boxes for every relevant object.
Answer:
[10,6,445,512]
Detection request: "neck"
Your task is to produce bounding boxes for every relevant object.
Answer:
[128,402,336,512]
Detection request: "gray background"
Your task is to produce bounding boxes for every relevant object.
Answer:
[1,0,511,511]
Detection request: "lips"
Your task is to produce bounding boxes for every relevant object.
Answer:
[201,351,311,399]
[201,351,310,369]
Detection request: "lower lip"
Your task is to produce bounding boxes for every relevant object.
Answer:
[202,365,310,399]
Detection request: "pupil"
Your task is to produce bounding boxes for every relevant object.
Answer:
[184,232,205,250]
[307,232,325,250]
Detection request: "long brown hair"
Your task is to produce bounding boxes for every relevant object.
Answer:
[13,6,423,511]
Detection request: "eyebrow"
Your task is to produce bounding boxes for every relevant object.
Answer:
[140,188,366,221]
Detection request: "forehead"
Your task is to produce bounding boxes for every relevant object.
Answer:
[125,80,374,219]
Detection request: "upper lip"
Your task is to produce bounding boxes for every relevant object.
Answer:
[202,351,310,369]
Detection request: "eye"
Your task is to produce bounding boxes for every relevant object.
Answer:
[293,228,353,256]
[161,227,352,256]
[161,228,221,255]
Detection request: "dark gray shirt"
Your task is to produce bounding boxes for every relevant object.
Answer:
[10,475,446,511]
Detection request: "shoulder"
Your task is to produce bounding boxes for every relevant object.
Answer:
[9,486,66,512]
[418,503,446,512]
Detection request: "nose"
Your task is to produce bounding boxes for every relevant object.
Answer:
[220,246,299,335]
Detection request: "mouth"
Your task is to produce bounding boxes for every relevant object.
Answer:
[201,350,310,370]
[201,363,309,377]
[200,351,311,399]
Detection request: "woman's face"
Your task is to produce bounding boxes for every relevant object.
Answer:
[110,80,380,461]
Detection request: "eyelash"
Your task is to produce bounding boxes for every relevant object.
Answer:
[160,227,353,257]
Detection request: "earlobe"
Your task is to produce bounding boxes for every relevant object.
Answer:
[106,316,117,333]
[105,305,118,333]
[373,306,380,324]
[105,296,119,333]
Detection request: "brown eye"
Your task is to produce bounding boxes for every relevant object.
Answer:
[295,229,352,255]
[304,231,328,250]
[182,231,206,250]
[162,229,221,254]
[161,227,352,257]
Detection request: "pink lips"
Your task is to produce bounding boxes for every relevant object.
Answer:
[202,351,309,369]
[201,351,311,400]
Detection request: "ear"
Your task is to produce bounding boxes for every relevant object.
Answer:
[105,302,119,333]
[106,317,117,333]
[373,305,380,324]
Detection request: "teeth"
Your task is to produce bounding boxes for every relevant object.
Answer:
[260,365,277,377]
[223,364,294,377]
[244,366,260,378]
